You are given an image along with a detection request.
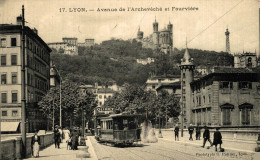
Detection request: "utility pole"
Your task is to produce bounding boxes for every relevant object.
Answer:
[59,77,62,128]
[21,5,27,158]
[53,99,55,131]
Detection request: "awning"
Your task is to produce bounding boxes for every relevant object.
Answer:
[1,122,20,132]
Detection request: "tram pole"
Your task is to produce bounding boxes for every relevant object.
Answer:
[21,5,27,158]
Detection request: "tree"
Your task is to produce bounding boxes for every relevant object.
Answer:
[38,81,97,129]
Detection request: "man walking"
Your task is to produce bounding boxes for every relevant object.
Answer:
[174,124,179,141]
[196,126,201,140]
[213,127,222,151]
[188,124,194,141]
[54,125,61,149]
[201,126,212,148]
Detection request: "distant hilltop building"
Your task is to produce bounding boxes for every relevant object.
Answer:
[137,17,173,54]
[78,38,95,47]
[234,51,259,68]
[136,57,154,65]
[48,37,78,55]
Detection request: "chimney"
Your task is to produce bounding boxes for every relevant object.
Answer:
[16,16,22,25]
[32,28,38,35]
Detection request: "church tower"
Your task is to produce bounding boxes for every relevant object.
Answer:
[137,26,144,40]
[152,16,159,48]
[179,42,195,130]
[225,28,230,54]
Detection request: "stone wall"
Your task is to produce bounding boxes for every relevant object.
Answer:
[0,133,54,160]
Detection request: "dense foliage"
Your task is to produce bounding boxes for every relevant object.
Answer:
[50,39,234,86]
[38,81,97,129]
[103,84,180,124]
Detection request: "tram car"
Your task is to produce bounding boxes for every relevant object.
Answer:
[95,113,141,145]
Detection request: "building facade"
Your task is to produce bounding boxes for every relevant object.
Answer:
[190,68,260,127]
[48,37,78,55]
[180,47,260,128]
[0,19,51,132]
[145,75,180,92]
[78,39,95,47]
[234,52,259,68]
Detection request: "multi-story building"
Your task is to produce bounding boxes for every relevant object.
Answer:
[78,39,95,47]
[145,75,180,92]
[180,46,260,128]
[48,37,78,55]
[62,37,78,46]
[80,82,120,107]
[0,17,51,132]
[234,52,259,68]
[136,57,155,65]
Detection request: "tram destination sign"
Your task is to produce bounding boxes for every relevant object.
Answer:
[96,107,114,112]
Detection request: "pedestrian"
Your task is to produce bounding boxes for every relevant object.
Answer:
[196,126,201,140]
[188,124,194,141]
[54,125,61,149]
[31,129,41,158]
[174,124,179,141]
[70,129,79,150]
[64,127,70,143]
[58,127,63,143]
[201,126,213,148]
[213,127,222,151]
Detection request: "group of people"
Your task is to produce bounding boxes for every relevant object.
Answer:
[174,124,223,152]
[54,125,81,150]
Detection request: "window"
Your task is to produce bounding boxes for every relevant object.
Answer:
[1,93,7,103]
[99,95,102,99]
[1,55,6,66]
[219,81,233,89]
[12,73,17,84]
[11,38,17,46]
[104,95,107,99]
[238,82,252,89]
[12,110,18,117]
[208,95,211,103]
[2,111,7,116]
[99,102,102,106]
[1,74,7,84]
[152,85,155,89]
[11,55,17,65]
[241,108,250,125]
[222,108,231,125]
[12,92,17,103]
[203,96,205,104]
[0,38,6,47]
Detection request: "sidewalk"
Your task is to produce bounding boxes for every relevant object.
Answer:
[156,129,256,153]
[26,138,97,160]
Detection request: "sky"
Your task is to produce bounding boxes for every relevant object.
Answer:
[0,0,259,55]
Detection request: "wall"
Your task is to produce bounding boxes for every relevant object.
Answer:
[0,133,54,160]
[157,129,259,152]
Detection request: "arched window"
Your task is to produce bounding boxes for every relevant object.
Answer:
[239,103,253,125]
[220,103,234,125]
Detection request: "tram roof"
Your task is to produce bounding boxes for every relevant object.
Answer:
[109,113,141,118]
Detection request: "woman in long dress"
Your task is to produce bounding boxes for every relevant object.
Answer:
[31,130,41,158]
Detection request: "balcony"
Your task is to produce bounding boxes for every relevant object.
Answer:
[221,89,231,94]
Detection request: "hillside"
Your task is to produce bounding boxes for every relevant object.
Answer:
[50,39,234,86]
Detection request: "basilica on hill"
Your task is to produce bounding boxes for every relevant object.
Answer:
[136,18,173,54]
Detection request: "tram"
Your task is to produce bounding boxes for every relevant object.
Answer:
[95,113,141,145]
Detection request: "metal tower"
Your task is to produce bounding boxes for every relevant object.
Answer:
[225,28,230,53]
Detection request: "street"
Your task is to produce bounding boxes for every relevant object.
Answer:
[89,136,255,160]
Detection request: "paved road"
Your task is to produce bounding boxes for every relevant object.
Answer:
[89,137,255,160]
